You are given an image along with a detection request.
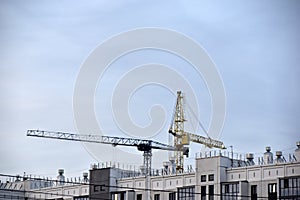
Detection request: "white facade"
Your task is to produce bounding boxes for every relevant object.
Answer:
[101,144,300,200]
[0,171,89,200]
[27,183,89,200]
[1,143,299,200]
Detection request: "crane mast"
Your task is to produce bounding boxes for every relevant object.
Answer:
[168,91,186,173]
[169,91,226,172]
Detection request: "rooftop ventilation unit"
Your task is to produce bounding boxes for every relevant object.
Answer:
[83,172,88,183]
[275,151,284,163]
[246,153,255,166]
[264,146,273,164]
[294,141,300,161]
[57,169,65,185]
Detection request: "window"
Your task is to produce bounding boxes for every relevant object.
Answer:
[74,197,89,200]
[221,183,239,200]
[201,175,206,182]
[178,186,195,200]
[201,186,206,200]
[112,193,125,200]
[251,185,257,200]
[120,193,125,200]
[224,185,229,193]
[154,194,160,200]
[169,192,176,200]
[208,174,214,181]
[94,185,102,192]
[137,194,142,200]
[268,183,277,200]
[284,179,289,188]
[279,177,300,199]
[209,185,214,200]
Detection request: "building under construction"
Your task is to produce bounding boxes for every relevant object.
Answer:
[89,143,300,200]
[1,91,299,199]
[1,142,300,200]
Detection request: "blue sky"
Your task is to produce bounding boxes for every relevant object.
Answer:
[1,1,299,177]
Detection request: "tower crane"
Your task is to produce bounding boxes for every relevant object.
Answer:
[27,129,188,200]
[168,91,226,173]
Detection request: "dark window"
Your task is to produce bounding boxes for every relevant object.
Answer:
[268,183,277,200]
[121,193,125,200]
[154,194,160,200]
[111,193,125,200]
[224,185,229,193]
[201,175,206,182]
[279,177,300,199]
[221,183,239,200]
[169,192,176,200]
[137,194,142,200]
[201,186,206,200]
[251,185,257,200]
[284,179,289,188]
[94,185,102,192]
[178,186,195,200]
[74,197,89,200]
[208,174,214,181]
[209,185,214,200]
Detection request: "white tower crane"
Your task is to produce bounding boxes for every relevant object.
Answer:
[27,129,186,200]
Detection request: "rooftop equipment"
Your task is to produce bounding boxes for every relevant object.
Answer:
[294,141,300,161]
[246,153,255,166]
[264,146,273,164]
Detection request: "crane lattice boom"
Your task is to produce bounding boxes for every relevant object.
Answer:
[27,130,175,151]
[27,129,184,200]
[184,132,225,149]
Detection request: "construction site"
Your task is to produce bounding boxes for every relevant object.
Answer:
[0,91,299,200]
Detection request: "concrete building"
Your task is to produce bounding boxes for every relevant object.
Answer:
[90,142,300,200]
[1,142,299,200]
[0,170,89,200]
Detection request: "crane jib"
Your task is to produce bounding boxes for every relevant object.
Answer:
[26,130,177,151]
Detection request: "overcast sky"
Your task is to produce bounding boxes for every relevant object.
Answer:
[1,1,299,178]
